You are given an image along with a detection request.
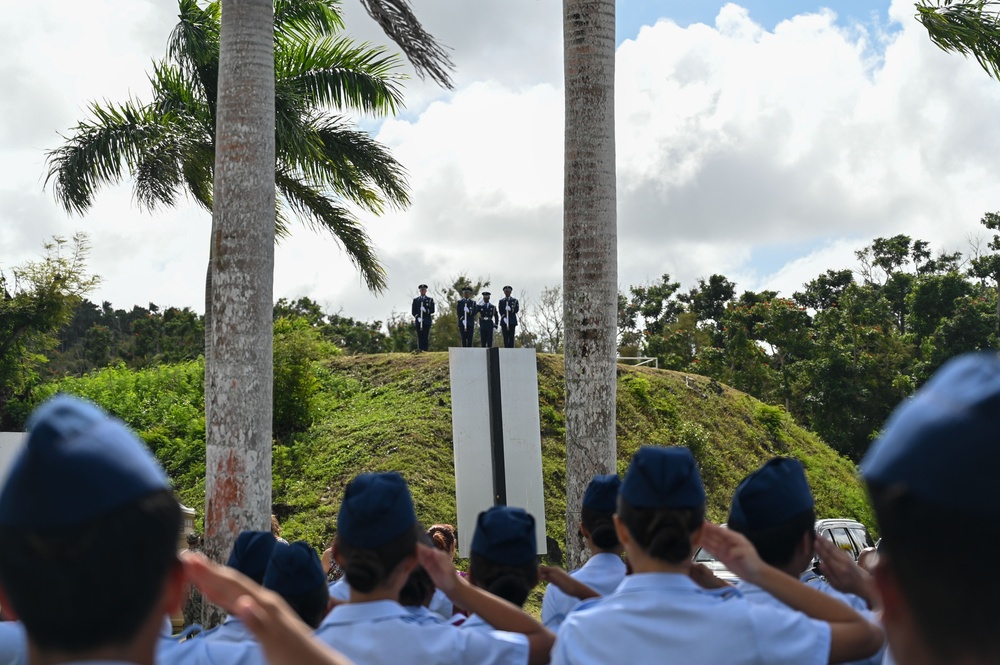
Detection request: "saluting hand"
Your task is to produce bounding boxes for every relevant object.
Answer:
[700,522,766,584]
[417,543,460,595]
[538,565,600,601]
[815,536,879,609]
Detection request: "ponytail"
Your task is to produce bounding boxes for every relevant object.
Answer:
[335,525,420,593]
[617,501,705,565]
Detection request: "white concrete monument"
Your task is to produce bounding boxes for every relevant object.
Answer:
[449,348,546,558]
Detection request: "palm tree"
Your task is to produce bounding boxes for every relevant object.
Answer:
[45,0,410,293]
[916,1,1000,81]
[562,0,618,569]
[202,0,275,625]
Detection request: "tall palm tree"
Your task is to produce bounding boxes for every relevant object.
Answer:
[562,0,618,569]
[45,0,409,293]
[202,0,275,625]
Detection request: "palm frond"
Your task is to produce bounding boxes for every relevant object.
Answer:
[359,0,454,89]
[274,0,344,38]
[44,101,184,214]
[276,170,388,292]
[276,36,405,115]
[181,142,216,211]
[916,1,1000,80]
[167,0,221,118]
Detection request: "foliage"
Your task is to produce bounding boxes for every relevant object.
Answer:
[916,1,1000,81]
[46,0,411,291]
[0,235,99,426]
[272,315,341,438]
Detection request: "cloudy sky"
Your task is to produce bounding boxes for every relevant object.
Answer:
[3,0,1000,330]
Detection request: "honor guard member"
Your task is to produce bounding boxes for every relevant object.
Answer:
[498,286,520,348]
[552,446,884,665]
[477,292,499,348]
[412,284,435,351]
[727,458,882,665]
[316,471,555,665]
[462,506,539,631]
[263,542,331,629]
[541,474,626,630]
[861,352,1000,665]
[457,286,477,348]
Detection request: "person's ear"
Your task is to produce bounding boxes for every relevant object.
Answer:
[613,514,631,547]
[874,556,904,624]
[689,521,705,548]
[332,540,345,568]
[162,558,187,615]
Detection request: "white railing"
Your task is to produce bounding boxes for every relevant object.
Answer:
[616,356,658,368]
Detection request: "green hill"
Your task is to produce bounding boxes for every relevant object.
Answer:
[29,352,875,557]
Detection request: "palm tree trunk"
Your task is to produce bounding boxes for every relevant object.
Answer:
[203,0,275,625]
[562,0,618,570]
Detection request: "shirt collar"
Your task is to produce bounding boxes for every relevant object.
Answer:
[319,599,412,627]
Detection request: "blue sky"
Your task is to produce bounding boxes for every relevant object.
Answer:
[619,0,893,38]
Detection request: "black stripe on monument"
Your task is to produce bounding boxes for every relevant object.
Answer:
[487,347,507,506]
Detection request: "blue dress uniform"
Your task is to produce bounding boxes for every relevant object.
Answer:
[541,553,626,629]
[477,293,499,348]
[157,634,265,665]
[553,573,830,665]
[457,288,477,348]
[553,446,833,665]
[411,285,435,351]
[315,472,530,665]
[498,286,519,349]
[542,475,626,630]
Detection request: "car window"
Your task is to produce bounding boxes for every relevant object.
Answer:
[849,527,873,550]
[829,528,858,559]
[693,547,717,562]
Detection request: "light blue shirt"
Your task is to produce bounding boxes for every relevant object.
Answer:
[541,552,626,629]
[197,616,253,644]
[0,622,26,665]
[157,634,264,665]
[404,605,449,625]
[328,578,350,601]
[553,572,831,665]
[737,573,883,665]
[316,599,529,665]
[428,587,454,620]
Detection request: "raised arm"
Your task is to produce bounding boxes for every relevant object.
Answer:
[701,523,883,664]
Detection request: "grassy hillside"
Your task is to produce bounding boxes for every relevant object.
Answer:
[31,352,875,557]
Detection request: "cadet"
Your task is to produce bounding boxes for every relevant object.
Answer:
[727,458,882,665]
[861,352,1000,665]
[541,474,626,629]
[477,292,499,348]
[457,286,477,348]
[552,446,884,665]
[411,284,435,351]
[315,471,555,664]
[498,286,520,349]
[462,506,539,631]
[262,541,331,629]
[200,530,278,643]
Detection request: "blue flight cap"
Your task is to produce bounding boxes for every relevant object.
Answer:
[471,506,537,566]
[861,352,1000,513]
[338,472,416,548]
[583,474,621,512]
[263,541,326,597]
[226,531,277,584]
[0,395,169,529]
[621,446,706,509]
[728,458,814,532]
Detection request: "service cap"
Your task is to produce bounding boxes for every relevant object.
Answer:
[728,458,814,532]
[227,531,277,584]
[338,472,417,548]
[620,446,705,509]
[471,505,536,566]
[263,541,326,597]
[583,474,621,512]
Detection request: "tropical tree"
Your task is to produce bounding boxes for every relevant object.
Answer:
[562,0,618,569]
[45,0,410,294]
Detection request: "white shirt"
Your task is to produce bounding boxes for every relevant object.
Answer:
[553,572,831,665]
[316,599,529,665]
[541,552,626,629]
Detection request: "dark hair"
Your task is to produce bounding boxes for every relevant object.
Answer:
[335,525,420,593]
[0,490,181,652]
[468,553,538,608]
[281,585,332,629]
[616,499,705,565]
[869,484,1000,661]
[581,506,619,550]
[427,524,457,554]
[727,508,815,568]
[398,565,435,608]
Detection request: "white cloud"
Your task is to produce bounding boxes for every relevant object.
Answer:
[3,0,1000,331]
